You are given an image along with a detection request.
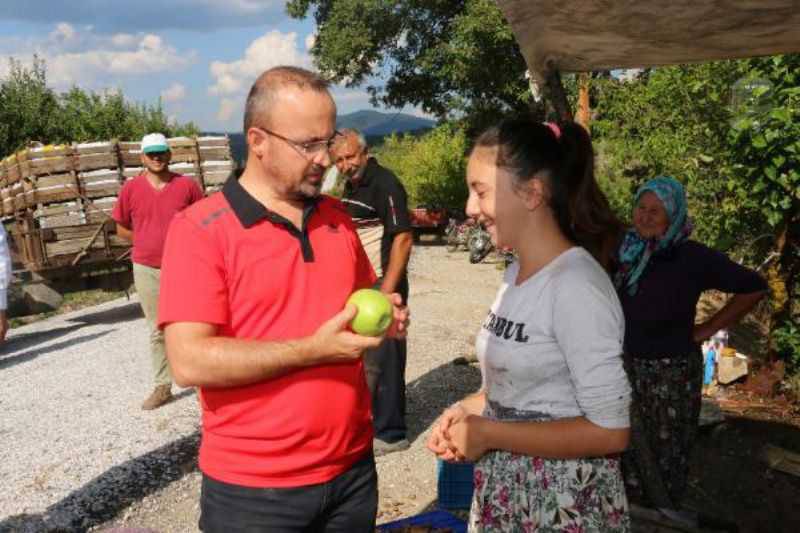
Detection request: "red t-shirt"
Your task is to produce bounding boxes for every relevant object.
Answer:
[111,173,203,268]
[158,180,376,488]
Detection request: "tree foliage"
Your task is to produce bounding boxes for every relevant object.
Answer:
[593,56,799,251]
[0,56,198,158]
[287,0,533,127]
[373,124,468,209]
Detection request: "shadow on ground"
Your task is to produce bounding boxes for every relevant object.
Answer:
[0,330,115,371]
[406,360,482,444]
[1,302,143,372]
[683,416,800,533]
[0,432,200,533]
[1,324,83,357]
[69,303,143,326]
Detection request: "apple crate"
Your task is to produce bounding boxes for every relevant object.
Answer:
[437,458,474,510]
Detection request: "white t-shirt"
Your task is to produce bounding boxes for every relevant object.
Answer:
[476,247,630,429]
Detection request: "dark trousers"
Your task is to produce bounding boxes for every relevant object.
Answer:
[199,453,378,533]
[364,277,408,443]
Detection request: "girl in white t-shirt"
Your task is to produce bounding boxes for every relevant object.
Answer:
[427,119,632,532]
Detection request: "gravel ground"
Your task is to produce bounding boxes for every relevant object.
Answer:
[1,244,503,533]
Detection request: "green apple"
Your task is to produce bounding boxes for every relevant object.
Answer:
[347,288,393,336]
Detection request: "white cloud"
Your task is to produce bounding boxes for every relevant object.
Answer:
[111,34,137,48]
[2,25,197,89]
[49,23,76,44]
[217,98,239,122]
[208,30,314,127]
[161,83,187,103]
[305,34,316,51]
[208,31,312,97]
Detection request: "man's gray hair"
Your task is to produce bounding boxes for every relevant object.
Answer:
[337,128,368,151]
[243,66,331,135]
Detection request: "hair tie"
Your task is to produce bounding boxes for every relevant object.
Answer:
[544,122,561,139]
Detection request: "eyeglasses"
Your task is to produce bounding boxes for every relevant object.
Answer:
[144,150,170,159]
[255,127,341,158]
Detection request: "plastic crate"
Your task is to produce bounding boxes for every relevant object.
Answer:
[437,458,475,510]
[377,509,467,533]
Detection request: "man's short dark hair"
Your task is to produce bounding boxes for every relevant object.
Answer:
[243,66,330,135]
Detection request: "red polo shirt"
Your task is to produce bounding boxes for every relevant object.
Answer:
[158,176,376,488]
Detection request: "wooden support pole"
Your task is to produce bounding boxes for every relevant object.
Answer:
[577,72,591,131]
[542,63,574,123]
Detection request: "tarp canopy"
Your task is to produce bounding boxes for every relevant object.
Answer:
[497,0,800,77]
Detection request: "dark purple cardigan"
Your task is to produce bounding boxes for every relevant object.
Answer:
[618,240,766,359]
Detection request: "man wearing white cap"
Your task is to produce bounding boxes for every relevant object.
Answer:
[112,133,204,410]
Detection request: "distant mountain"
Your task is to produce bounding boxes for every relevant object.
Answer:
[205,110,435,165]
[336,110,435,137]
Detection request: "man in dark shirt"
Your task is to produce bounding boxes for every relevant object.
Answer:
[332,129,414,455]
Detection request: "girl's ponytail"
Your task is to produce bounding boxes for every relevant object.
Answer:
[556,122,624,271]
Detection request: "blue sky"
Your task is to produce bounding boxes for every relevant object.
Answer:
[0,1,406,132]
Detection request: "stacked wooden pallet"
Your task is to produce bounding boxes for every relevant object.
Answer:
[0,136,234,273]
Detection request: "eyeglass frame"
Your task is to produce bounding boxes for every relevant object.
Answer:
[253,126,342,159]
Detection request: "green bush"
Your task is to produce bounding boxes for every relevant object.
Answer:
[373,124,468,210]
[774,320,800,373]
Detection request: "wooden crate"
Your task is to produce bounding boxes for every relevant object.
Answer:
[198,136,229,148]
[198,146,230,161]
[75,152,117,172]
[4,154,21,184]
[201,158,233,187]
[23,154,73,176]
[122,166,143,180]
[198,136,233,192]
[86,197,117,224]
[118,142,142,167]
[74,141,114,155]
[11,182,25,212]
[1,194,13,217]
[24,173,80,205]
[80,169,121,199]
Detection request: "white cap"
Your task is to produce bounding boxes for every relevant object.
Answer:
[141,133,169,154]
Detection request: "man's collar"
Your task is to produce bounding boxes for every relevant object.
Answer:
[222,173,320,229]
[345,157,377,190]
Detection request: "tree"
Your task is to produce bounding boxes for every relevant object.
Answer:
[288,0,535,128]
[373,124,468,209]
[0,56,199,158]
[0,56,61,156]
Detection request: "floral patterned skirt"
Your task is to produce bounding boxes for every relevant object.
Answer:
[468,403,630,532]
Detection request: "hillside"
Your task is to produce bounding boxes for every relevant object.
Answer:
[206,110,435,164]
[336,110,434,137]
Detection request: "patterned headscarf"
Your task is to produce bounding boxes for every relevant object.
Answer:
[614,176,693,295]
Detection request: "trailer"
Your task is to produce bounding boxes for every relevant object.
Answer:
[0,136,235,310]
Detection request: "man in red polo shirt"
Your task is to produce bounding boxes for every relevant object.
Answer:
[158,66,408,532]
[112,133,203,410]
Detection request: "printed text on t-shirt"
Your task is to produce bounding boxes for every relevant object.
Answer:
[482,311,530,343]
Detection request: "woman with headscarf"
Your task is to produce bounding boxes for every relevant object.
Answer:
[615,176,767,512]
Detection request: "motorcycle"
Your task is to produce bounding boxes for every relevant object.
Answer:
[467,225,494,264]
[445,217,474,252]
